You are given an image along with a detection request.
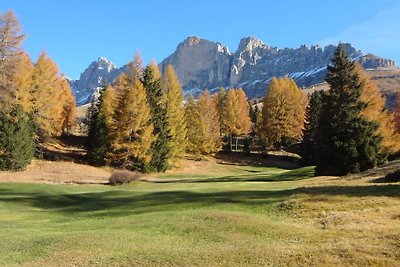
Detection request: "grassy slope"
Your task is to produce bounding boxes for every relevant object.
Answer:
[0,163,399,266]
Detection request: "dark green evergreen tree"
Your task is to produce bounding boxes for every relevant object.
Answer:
[249,104,260,125]
[315,44,384,176]
[0,105,35,170]
[300,91,324,165]
[87,86,110,165]
[142,64,171,172]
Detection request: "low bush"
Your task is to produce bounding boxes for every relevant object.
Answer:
[108,170,142,185]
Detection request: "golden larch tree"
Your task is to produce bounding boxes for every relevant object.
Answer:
[58,75,77,134]
[162,65,187,161]
[213,87,227,135]
[258,77,305,149]
[11,52,34,112]
[99,84,117,129]
[186,90,221,155]
[185,95,203,155]
[393,93,400,134]
[223,88,252,150]
[235,88,252,138]
[31,52,64,138]
[108,79,155,169]
[0,11,26,108]
[356,64,400,154]
[126,52,143,82]
[113,73,129,93]
[198,90,222,154]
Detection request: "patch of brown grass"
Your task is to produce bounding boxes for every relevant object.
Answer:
[0,160,111,184]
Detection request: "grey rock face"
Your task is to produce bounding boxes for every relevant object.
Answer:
[69,57,121,105]
[70,37,396,105]
[360,54,396,69]
[159,36,233,95]
[159,37,396,98]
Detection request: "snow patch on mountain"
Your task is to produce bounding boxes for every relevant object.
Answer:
[69,37,396,105]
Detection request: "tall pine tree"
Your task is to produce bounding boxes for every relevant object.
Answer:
[87,84,115,165]
[142,62,171,172]
[300,91,324,165]
[315,44,383,176]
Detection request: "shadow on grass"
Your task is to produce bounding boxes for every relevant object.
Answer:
[371,170,400,183]
[215,151,300,169]
[150,167,315,184]
[0,183,398,218]
[0,188,291,217]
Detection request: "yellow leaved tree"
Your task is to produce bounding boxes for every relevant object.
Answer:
[258,77,305,149]
[162,65,187,161]
[356,64,400,154]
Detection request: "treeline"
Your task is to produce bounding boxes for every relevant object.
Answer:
[0,11,77,170]
[2,12,400,176]
[88,45,400,176]
[87,53,257,171]
[87,57,187,172]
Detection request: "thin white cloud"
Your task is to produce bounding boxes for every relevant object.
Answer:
[320,5,400,65]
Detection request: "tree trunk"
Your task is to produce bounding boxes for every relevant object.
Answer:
[229,133,232,152]
[235,136,238,151]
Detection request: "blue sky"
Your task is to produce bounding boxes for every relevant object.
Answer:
[1,0,399,79]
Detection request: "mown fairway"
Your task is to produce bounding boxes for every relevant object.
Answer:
[0,161,399,266]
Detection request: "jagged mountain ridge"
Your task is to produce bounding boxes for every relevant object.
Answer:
[68,57,121,105]
[69,36,396,105]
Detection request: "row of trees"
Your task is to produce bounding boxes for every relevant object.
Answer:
[87,55,256,171]
[0,11,77,170]
[87,56,187,172]
[3,11,397,176]
[88,45,400,176]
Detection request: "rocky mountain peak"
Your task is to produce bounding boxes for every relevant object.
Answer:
[70,57,121,105]
[237,36,267,52]
[183,36,202,46]
[179,36,231,54]
[88,57,116,72]
[159,37,232,95]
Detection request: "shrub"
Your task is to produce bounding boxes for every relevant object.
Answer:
[108,170,141,185]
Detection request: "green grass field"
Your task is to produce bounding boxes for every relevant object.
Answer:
[0,162,399,266]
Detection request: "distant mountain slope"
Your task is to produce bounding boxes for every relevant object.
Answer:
[301,68,400,109]
[69,36,397,105]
